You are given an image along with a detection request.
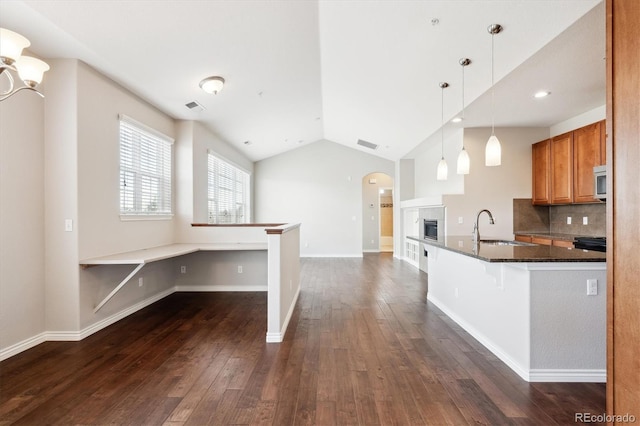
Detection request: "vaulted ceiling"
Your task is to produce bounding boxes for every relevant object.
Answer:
[1,0,605,161]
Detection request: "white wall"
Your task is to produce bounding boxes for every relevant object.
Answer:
[550,105,605,138]
[412,127,465,198]
[44,59,81,333]
[0,72,46,355]
[443,127,549,239]
[254,140,394,256]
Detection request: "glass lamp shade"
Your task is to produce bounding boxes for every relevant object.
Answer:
[457,148,470,175]
[436,157,448,181]
[15,56,49,86]
[199,76,225,94]
[0,28,30,64]
[485,134,502,166]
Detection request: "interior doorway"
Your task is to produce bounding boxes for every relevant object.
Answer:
[379,188,393,252]
[362,172,394,253]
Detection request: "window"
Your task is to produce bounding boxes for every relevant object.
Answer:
[119,114,173,218]
[207,152,250,223]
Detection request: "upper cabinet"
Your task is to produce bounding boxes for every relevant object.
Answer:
[551,131,574,204]
[532,120,605,205]
[573,121,605,203]
[532,139,551,205]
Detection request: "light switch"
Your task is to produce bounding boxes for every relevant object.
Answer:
[583,216,588,225]
[65,219,73,232]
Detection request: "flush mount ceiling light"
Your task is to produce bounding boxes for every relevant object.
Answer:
[457,58,471,175]
[199,76,225,94]
[534,90,551,98]
[0,28,50,102]
[485,24,503,167]
[437,82,449,181]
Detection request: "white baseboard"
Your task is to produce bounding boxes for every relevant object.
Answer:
[176,285,267,292]
[0,288,175,362]
[427,294,531,382]
[266,285,301,343]
[301,254,364,258]
[529,369,606,383]
[428,294,606,383]
[0,332,48,362]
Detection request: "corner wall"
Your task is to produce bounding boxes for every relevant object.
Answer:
[254,140,395,256]
[0,68,46,356]
[443,127,549,239]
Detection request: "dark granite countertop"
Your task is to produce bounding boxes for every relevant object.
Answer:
[407,235,606,263]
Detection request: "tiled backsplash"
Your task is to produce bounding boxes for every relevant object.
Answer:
[549,203,606,236]
[513,199,606,237]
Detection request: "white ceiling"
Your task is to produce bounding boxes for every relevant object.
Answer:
[0,0,604,162]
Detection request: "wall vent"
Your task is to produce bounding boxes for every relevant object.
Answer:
[185,100,205,111]
[357,139,378,150]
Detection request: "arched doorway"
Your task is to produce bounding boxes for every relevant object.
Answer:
[362,172,394,253]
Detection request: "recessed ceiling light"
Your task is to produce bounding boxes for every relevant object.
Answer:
[451,117,462,123]
[534,91,551,98]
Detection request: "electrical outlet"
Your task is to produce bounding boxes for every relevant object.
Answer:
[237,265,243,274]
[567,216,572,225]
[583,216,588,225]
[180,266,186,274]
[458,217,463,224]
[587,279,598,296]
[138,277,143,287]
[454,288,459,298]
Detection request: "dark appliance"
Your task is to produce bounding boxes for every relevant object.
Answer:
[424,219,438,241]
[574,236,606,252]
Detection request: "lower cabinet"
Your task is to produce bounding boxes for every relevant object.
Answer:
[515,234,575,248]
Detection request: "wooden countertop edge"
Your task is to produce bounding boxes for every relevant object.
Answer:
[265,223,301,235]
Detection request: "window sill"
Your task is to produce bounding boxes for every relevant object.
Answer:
[120,214,174,222]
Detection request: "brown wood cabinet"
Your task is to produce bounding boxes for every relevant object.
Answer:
[550,132,574,204]
[531,140,551,205]
[551,239,574,249]
[531,121,605,205]
[514,234,532,243]
[573,120,605,203]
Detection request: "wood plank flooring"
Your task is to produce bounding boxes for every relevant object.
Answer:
[0,254,605,425]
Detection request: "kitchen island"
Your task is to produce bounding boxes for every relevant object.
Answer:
[414,236,606,383]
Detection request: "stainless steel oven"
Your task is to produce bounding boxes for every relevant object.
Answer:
[594,165,606,201]
[424,219,438,241]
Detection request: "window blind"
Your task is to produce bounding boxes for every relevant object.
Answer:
[207,152,250,224]
[119,115,173,216]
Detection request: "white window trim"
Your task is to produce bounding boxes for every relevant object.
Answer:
[119,114,174,220]
[207,150,251,224]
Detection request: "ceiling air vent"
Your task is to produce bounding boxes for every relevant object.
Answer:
[185,100,205,111]
[357,139,378,150]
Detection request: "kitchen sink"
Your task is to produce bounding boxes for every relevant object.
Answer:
[479,239,536,246]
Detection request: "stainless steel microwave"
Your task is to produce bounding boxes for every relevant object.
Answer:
[594,165,607,201]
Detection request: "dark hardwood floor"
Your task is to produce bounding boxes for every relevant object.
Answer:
[0,254,605,425]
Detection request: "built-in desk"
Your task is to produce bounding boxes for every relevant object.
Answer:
[81,243,268,313]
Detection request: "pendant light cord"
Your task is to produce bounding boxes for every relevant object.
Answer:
[491,31,495,136]
[441,85,444,159]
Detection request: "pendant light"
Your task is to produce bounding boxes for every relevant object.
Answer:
[485,24,503,167]
[437,82,449,181]
[457,58,471,175]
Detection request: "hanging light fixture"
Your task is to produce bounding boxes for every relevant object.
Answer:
[457,58,471,175]
[437,82,449,181]
[485,24,503,167]
[199,76,225,94]
[0,28,50,102]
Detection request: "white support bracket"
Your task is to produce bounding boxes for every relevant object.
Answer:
[93,263,145,313]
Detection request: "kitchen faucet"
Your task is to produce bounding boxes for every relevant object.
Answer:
[473,209,495,242]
